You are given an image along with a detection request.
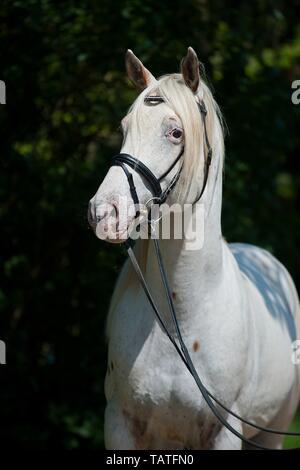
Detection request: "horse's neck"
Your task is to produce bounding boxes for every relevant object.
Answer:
[141,154,226,330]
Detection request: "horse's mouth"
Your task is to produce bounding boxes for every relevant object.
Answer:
[94,223,130,243]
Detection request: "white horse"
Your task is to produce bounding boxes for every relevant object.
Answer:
[89,48,300,449]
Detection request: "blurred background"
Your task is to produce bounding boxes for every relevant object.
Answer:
[1,0,300,450]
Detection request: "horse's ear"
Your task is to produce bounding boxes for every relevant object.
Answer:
[125,50,156,91]
[180,47,200,93]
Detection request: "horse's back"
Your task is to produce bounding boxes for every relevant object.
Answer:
[229,242,300,343]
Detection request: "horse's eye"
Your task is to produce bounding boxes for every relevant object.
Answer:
[171,129,183,139]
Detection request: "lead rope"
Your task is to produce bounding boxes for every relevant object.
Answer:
[124,230,300,450]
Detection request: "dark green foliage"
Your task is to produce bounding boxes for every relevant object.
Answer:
[0,0,300,449]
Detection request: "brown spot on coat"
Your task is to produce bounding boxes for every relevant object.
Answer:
[123,409,147,448]
[193,341,200,352]
[167,429,182,442]
[172,292,176,300]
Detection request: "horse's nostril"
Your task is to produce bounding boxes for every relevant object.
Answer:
[95,202,117,225]
[88,200,96,226]
[96,213,107,223]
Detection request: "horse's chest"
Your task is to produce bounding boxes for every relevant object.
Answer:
[109,307,202,404]
[108,355,219,449]
[106,317,221,448]
[105,289,244,448]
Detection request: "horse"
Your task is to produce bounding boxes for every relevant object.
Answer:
[88,47,300,449]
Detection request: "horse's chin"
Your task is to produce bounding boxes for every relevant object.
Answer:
[94,213,148,244]
[95,223,131,244]
[105,236,128,245]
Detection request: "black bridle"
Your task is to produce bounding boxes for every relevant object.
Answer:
[111,96,212,212]
[111,148,183,209]
[109,95,300,449]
